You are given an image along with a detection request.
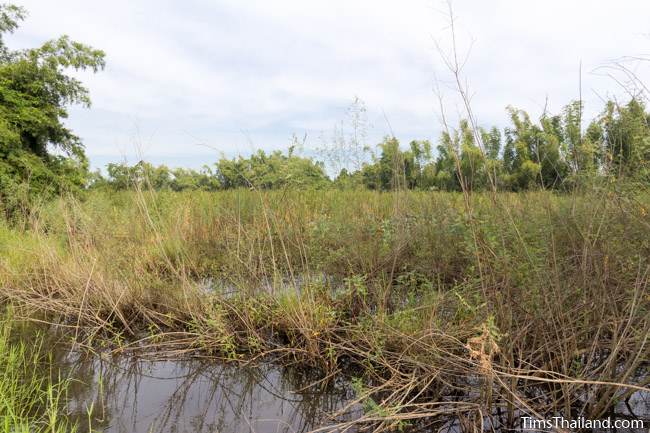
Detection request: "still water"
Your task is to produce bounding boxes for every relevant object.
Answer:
[58,349,648,433]
[12,319,647,433]
[61,351,359,433]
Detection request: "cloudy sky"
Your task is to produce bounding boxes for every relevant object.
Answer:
[7,0,650,170]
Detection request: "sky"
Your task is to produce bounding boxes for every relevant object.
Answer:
[6,0,650,171]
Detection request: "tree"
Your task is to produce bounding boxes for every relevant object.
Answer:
[435,129,461,191]
[433,120,488,191]
[599,99,650,180]
[0,4,105,215]
[215,150,330,190]
[481,126,501,160]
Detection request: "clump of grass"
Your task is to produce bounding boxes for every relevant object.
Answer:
[0,315,79,433]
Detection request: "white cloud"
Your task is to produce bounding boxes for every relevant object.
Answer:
[6,0,650,169]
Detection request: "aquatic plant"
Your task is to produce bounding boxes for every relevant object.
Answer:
[0,315,80,433]
[0,186,647,431]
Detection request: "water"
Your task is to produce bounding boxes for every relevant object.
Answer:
[61,351,647,433]
[62,351,360,433]
[7,319,649,433]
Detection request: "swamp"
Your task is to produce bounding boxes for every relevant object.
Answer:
[0,1,649,432]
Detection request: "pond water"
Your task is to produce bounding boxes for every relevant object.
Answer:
[7,320,649,433]
[57,349,648,433]
[61,351,360,433]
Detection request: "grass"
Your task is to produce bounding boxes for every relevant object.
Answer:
[0,186,648,431]
[0,313,79,433]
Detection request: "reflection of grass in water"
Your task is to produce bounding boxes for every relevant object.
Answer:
[0,314,84,433]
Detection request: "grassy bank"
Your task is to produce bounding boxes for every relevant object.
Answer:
[1,187,648,430]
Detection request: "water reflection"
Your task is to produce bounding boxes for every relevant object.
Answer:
[62,352,358,433]
[11,319,649,433]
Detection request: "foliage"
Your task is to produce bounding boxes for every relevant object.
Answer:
[97,150,331,191]
[0,3,104,217]
[98,161,220,191]
[335,98,650,192]
[1,188,648,426]
[215,149,330,189]
[0,4,648,219]
[0,316,79,432]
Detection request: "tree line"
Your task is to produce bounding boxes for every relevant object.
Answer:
[93,98,650,192]
[1,1,649,219]
[92,149,330,191]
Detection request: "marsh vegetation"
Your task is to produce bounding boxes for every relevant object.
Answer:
[0,1,648,432]
[1,187,649,431]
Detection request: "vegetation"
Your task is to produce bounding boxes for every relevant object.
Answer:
[0,2,647,203]
[0,2,648,432]
[93,149,330,191]
[0,4,104,218]
[89,97,650,195]
[1,187,648,430]
[0,6,648,206]
[0,315,80,432]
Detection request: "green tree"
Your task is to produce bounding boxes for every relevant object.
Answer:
[481,126,501,160]
[599,99,650,180]
[216,150,329,190]
[407,139,434,189]
[435,129,461,191]
[0,4,105,215]
[433,120,488,191]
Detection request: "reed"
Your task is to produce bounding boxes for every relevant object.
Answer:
[0,186,648,431]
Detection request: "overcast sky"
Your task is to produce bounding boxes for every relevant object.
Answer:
[7,0,650,170]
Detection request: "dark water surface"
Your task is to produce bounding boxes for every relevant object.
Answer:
[62,351,359,433]
[9,319,648,433]
[59,350,648,433]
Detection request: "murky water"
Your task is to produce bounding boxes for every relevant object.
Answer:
[58,351,647,433]
[61,351,359,433]
[6,319,648,433]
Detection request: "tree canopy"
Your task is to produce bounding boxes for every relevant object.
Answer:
[94,98,650,194]
[99,150,330,191]
[334,98,650,192]
[0,3,105,215]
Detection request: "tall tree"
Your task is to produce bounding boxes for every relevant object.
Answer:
[0,4,105,214]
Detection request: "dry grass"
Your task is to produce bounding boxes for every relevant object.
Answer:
[0,186,648,431]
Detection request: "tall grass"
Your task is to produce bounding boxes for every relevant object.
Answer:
[0,187,648,431]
